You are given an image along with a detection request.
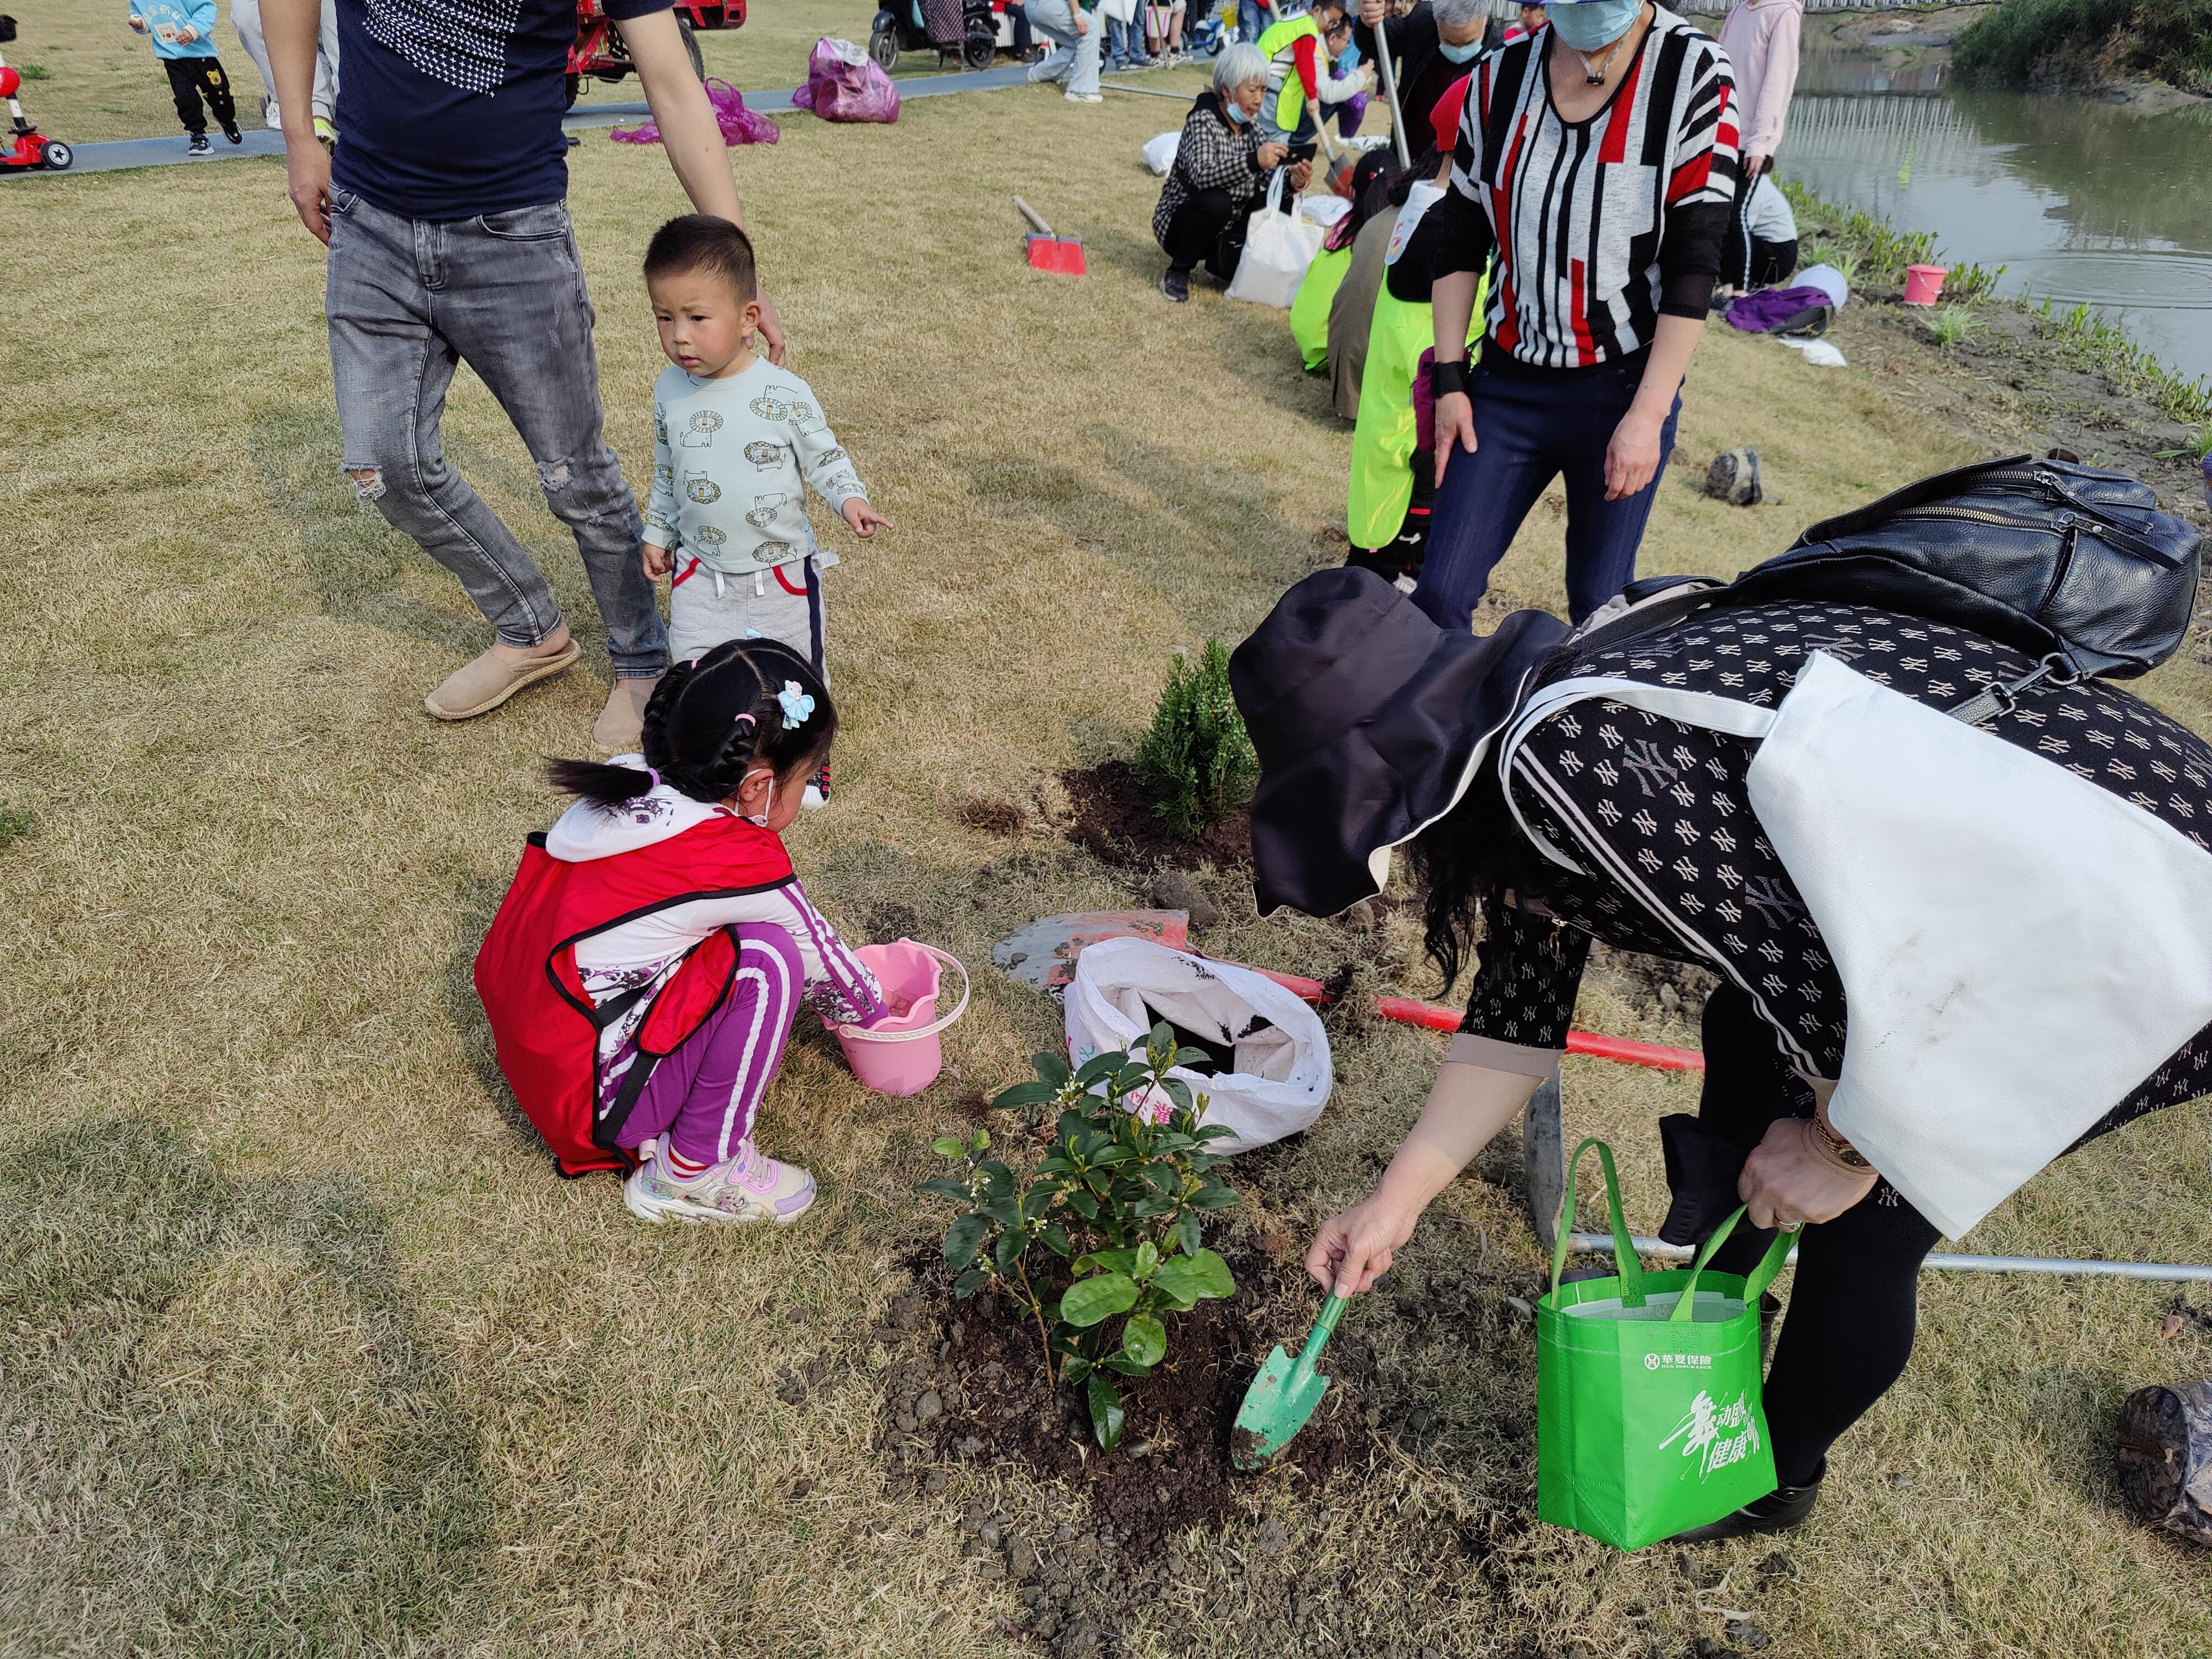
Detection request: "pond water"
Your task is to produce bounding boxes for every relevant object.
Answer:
[1780,28,2212,389]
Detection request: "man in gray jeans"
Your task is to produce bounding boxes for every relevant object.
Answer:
[263,0,784,750]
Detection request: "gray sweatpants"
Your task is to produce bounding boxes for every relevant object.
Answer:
[668,555,828,678]
[231,0,338,124]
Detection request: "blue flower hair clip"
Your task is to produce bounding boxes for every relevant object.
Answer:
[776,681,815,730]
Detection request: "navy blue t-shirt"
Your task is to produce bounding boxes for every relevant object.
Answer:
[332,0,674,220]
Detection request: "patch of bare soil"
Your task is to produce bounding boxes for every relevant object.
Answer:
[1820,3,1993,52]
[1059,759,1253,875]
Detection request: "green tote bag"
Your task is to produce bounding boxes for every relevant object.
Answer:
[1536,1138,1794,1550]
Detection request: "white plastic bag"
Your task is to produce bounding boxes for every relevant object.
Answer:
[1142,130,1181,176]
[1224,170,1323,309]
[1064,937,1333,1154]
[1297,194,1353,229]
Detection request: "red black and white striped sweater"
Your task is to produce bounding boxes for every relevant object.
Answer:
[1429,9,1739,373]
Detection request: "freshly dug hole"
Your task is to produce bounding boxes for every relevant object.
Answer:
[1058,759,1253,875]
[880,1245,1373,1561]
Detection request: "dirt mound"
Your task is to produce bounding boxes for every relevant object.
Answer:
[879,1248,1369,1563]
[1058,759,1251,875]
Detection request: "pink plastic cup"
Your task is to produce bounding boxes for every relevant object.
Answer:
[1903,264,1948,306]
[830,941,969,1095]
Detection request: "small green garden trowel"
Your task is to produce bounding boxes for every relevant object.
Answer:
[1231,1293,1348,1469]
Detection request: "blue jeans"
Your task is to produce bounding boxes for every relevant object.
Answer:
[324,188,666,676]
[1412,358,1683,629]
[1237,0,1266,41]
[1105,13,1146,63]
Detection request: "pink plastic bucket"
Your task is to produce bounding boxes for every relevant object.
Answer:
[1903,264,1948,306]
[830,941,969,1095]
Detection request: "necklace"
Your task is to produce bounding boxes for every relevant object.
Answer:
[1576,29,1630,85]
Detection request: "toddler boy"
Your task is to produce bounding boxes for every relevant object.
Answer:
[126,0,241,155]
[640,216,888,802]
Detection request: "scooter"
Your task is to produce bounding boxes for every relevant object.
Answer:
[0,16,72,173]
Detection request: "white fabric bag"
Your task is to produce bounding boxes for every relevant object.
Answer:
[1503,651,2212,1238]
[1065,937,1333,1154]
[1142,130,1181,176]
[1224,169,1323,309]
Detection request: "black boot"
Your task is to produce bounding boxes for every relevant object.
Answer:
[1667,1460,1823,1543]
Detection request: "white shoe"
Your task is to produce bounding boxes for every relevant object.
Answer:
[624,1141,817,1227]
[1065,89,1103,102]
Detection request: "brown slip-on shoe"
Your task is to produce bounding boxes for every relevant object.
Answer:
[591,675,662,756]
[422,640,582,722]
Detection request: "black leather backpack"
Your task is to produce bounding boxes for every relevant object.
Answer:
[1576,455,2203,717]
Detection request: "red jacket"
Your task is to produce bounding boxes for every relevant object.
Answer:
[474,817,795,1176]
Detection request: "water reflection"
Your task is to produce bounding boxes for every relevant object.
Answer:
[1782,33,2212,385]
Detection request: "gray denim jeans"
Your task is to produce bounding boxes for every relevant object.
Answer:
[325,187,667,677]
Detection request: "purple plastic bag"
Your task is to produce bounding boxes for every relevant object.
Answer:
[789,36,901,123]
[1725,285,1833,334]
[611,77,780,147]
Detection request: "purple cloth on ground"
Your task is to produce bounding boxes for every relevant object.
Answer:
[611,77,780,147]
[613,924,802,1166]
[1726,285,1833,333]
[790,37,902,122]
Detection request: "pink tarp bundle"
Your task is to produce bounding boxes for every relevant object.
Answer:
[789,36,901,123]
[610,77,780,147]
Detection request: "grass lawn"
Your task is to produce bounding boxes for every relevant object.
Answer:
[7,33,2212,1659]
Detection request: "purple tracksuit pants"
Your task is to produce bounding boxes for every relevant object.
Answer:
[615,924,803,1168]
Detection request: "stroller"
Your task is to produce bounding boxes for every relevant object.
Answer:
[869,0,1023,71]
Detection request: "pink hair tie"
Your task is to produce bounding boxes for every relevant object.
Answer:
[734,713,757,728]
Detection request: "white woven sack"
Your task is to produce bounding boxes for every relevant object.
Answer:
[1224,169,1323,309]
[1142,131,1181,176]
[1065,936,1332,1154]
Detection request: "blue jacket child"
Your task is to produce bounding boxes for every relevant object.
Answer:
[127,0,241,148]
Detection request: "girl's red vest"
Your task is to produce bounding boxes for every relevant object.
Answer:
[474,818,794,1176]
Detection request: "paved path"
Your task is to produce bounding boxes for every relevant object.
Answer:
[6,61,1164,179]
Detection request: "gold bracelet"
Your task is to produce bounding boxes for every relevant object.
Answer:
[1808,1102,1871,1171]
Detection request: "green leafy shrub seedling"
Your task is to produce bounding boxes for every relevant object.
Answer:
[1927,305,1979,351]
[921,1023,1239,1449]
[1134,638,1258,841]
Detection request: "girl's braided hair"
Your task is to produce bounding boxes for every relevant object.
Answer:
[546,639,837,810]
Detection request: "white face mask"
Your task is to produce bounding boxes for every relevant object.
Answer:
[739,765,776,826]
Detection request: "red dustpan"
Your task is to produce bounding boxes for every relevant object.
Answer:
[1014,195,1087,276]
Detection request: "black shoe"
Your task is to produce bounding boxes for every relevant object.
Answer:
[1160,266,1191,302]
[187,133,212,156]
[1667,1463,1824,1543]
[222,118,242,143]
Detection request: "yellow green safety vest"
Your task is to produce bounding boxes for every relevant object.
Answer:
[1290,244,1352,372]
[1257,12,1324,134]
[1347,267,1487,550]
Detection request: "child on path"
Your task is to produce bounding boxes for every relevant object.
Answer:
[126,0,241,155]
[479,640,887,1225]
[639,215,887,806]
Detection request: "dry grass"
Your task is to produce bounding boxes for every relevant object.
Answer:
[7,39,2212,1659]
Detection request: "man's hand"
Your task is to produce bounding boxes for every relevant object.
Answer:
[840,499,892,538]
[1434,387,1477,483]
[1739,1118,1879,1230]
[1359,0,1385,27]
[757,285,787,366]
[1256,139,1288,169]
[1306,1191,1419,1296]
[643,544,675,580]
[1604,406,1664,501]
[286,133,333,242]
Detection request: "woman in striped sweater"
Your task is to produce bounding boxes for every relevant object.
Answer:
[1410,0,1739,627]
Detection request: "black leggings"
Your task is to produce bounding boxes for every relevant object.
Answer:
[1161,186,1258,279]
[163,54,236,136]
[1695,984,1940,1486]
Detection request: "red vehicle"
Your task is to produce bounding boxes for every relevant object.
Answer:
[0,15,71,173]
[567,0,743,107]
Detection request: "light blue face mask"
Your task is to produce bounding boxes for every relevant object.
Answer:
[1549,0,1642,51]
[1437,35,1481,62]
[1225,98,1251,123]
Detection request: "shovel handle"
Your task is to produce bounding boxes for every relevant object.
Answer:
[1013,195,1055,238]
[1286,1293,1347,1390]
